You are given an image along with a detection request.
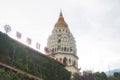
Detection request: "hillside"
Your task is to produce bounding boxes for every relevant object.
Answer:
[0,31,71,80]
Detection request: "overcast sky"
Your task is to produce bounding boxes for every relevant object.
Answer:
[0,0,120,72]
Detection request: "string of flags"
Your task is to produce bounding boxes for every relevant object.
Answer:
[16,31,40,50]
[3,24,41,50]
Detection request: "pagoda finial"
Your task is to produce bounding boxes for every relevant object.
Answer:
[54,10,68,28]
[60,9,63,17]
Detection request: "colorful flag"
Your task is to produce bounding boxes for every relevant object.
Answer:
[26,37,31,45]
[36,42,40,49]
[44,47,49,53]
[16,32,22,39]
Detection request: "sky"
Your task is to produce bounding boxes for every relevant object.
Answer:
[0,0,120,72]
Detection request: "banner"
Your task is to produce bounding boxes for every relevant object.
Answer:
[26,37,31,45]
[16,32,22,39]
[44,47,49,53]
[36,42,40,49]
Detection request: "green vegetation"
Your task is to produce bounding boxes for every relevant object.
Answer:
[0,68,32,80]
[0,31,70,80]
[73,70,120,80]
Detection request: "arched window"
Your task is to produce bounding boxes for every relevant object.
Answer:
[69,59,71,64]
[73,60,76,66]
[62,47,63,51]
[64,47,66,52]
[70,47,72,52]
[58,39,61,43]
[59,29,61,32]
[63,57,67,65]
[52,48,54,53]
[57,46,60,50]
[67,48,69,52]
[55,48,56,51]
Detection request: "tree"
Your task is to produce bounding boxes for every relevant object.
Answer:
[73,71,109,80]
[73,73,81,80]
[114,72,120,80]
[94,72,107,80]
[73,70,95,80]
[108,76,117,80]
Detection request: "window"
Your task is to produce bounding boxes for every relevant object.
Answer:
[62,47,63,51]
[64,47,66,52]
[57,46,60,50]
[59,29,61,32]
[55,48,56,51]
[70,47,72,52]
[73,60,76,66]
[69,59,71,64]
[52,48,54,52]
[63,57,67,64]
[67,48,69,52]
[58,39,61,43]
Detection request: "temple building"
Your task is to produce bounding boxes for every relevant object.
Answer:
[46,11,79,75]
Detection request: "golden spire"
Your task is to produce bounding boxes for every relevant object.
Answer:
[55,11,68,28]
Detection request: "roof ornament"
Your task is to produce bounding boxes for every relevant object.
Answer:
[60,9,63,17]
[55,10,68,28]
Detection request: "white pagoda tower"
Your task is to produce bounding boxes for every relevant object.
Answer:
[46,11,79,75]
